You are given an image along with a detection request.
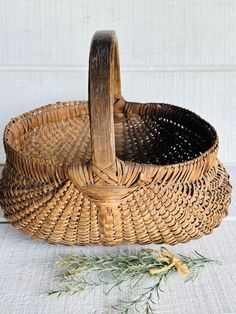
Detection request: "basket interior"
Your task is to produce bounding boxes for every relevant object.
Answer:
[8,102,217,166]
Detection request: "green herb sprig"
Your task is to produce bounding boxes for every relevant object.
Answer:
[49,247,220,314]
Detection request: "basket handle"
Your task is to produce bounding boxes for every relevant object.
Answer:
[88,30,122,169]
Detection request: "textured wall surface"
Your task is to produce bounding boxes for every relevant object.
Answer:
[0,0,236,163]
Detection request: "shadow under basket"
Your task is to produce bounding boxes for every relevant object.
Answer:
[0,31,232,246]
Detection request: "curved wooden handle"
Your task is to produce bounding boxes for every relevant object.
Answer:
[88,30,122,169]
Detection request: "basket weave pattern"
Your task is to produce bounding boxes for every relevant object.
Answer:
[0,31,231,246]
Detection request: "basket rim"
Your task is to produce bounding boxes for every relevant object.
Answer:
[3,100,219,183]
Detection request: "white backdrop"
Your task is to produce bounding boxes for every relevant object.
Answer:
[0,0,236,163]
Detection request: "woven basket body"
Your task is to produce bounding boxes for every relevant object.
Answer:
[0,31,231,246]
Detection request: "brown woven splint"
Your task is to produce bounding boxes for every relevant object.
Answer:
[0,31,231,245]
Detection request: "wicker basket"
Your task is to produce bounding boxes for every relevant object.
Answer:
[0,31,231,246]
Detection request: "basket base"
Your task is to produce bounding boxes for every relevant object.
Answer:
[0,161,231,246]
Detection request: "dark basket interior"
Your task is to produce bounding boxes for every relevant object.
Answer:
[7,101,217,166]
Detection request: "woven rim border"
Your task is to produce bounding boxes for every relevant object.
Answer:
[3,99,219,187]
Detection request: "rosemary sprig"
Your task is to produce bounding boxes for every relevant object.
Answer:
[49,247,221,313]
